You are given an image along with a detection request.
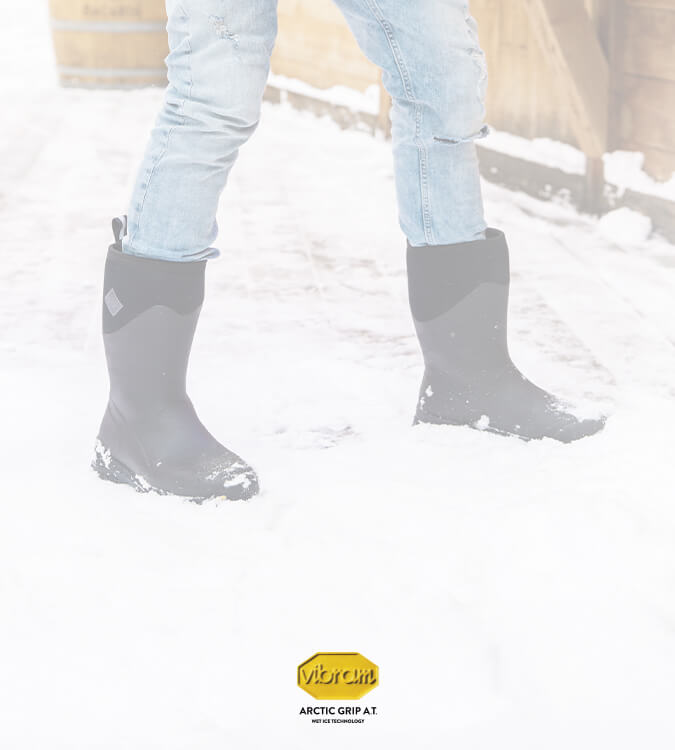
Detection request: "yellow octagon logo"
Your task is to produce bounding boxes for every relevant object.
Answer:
[298,653,379,700]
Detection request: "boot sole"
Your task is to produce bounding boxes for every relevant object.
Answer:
[91,442,240,504]
[413,413,605,443]
[413,413,524,440]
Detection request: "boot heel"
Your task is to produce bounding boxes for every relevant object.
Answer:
[91,440,150,493]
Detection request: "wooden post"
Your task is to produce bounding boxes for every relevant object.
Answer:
[525,0,609,157]
[525,0,610,211]
[584,157,605,213]
[607,0,626,154]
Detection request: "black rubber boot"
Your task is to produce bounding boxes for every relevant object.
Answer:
[408,229,605,442]
[92,217,259,501]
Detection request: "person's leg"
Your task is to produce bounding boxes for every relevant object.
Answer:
[124,0,279,260]
[334,0,604,441]
[94,2,278,499]
[333,0,488,246]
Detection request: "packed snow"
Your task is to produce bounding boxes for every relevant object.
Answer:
[483,127,675,202]
[2,5,675,750]
[482,128,588,176]
[603,150,675,202]
[597,207,654,244]
[268,72,382,115]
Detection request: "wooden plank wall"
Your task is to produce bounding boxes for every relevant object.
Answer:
[473,0,577,146]
[618,0,675,179]
[270,0,675,181]
[271,0,379,92]
[470,0,612,153]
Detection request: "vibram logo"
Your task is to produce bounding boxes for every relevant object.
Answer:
[298,653,379,700]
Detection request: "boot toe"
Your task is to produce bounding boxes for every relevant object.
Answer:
[176,455,260,502]
[214,461,260,501]
[554,414,606,443]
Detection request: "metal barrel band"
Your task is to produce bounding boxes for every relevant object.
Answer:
[50,20,167,33]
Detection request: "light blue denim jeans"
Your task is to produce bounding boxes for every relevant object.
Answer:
[123,0,489,261]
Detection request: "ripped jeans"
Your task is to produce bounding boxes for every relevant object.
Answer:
[123,0,489,261]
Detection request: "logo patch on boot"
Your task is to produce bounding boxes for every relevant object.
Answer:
[104,288,123,317]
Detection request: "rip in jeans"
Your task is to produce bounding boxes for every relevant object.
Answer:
[464,9,488,111]
[209,16,239,46]
[434,124,490,145]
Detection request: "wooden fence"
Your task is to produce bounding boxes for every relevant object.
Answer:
[50,0,674,233]
[271,0,675,184]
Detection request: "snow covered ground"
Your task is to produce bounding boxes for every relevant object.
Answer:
[2,5,675,749]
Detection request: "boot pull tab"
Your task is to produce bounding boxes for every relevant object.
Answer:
[111,215,128,245]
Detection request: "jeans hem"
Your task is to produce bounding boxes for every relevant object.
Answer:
[121,239,220,263]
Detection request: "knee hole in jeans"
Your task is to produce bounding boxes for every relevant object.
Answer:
[433,125,490,145]
[209,16,239,46]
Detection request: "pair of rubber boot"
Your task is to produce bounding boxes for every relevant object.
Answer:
[92,219,604,502]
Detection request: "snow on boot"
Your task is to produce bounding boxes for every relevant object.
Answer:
[407,229,605,442]
[92,217,259,501]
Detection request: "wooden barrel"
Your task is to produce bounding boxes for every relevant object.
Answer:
[48,0,169,88]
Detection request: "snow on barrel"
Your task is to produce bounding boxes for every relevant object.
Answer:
[48,0,168,88]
